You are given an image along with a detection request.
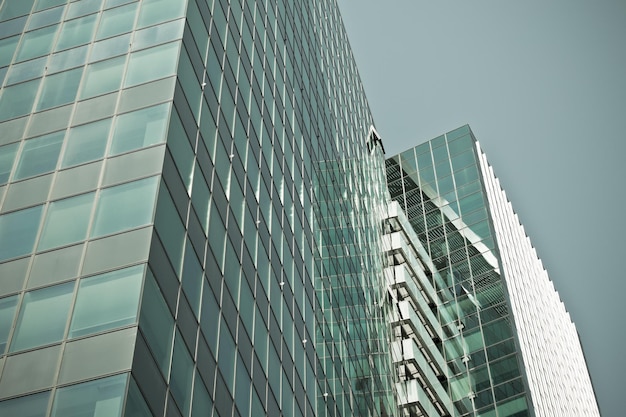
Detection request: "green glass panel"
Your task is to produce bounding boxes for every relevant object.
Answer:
[36,67,82,111]
[15,24,57,61]
[0,205,43,262]
[66,0,101,19]
[5,56,47,85]
[0,78,41,122]
[55,14,97,50]
[96,2,138,40]
[10,281,74,352]
[170,331,194,415]
[14,131,64,180]
[0,295,18,353]
[0,391,50,417]
[47,45,89,73]
[0,36,20,67]
[51,374,128,417]
[90,33,131,61]
[38,192,94,251]
[91,176,158,237]
[69,264,144,338]
[137,0,187,28]
[35,0,67,11]
[124,41,179,87]
[131,18,184,51]
[109,102,170,155]
[0,0,35,20]
[80,55,125,99]
[27,6,64,30]
[0,142,19,184]
[62,118,111,167]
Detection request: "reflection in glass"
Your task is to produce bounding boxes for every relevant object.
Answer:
[38,192,95,251]
[0,205,44,262]
[51,374,128,417]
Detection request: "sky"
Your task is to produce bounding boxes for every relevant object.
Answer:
[337,1,626,416]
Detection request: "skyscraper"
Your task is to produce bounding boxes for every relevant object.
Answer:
[0,1,599,417]
[385,125,600,416]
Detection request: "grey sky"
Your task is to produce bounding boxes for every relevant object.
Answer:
[337,1,626,416]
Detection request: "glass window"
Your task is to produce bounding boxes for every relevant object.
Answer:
[51,374,128,417]
[0,36,20,68]
[132,18,184,51]
[62,119,111,168]
[35,0,67,11]
[67,0,102,19]
[27,6,64,31]
[80,56,125,99]
[10,282,74,352]
[36,67,83,111]
[109,103,170,155]
[55,14,97,51]
[123,377,152,417]
[14,131,64,180]
[137,0,187,28]
[96,2,138,40]
[5,56,47,85]
[124,42,179,88]
[47,45,89,74]
[90,33,131,62]
[38,192,95,251]
[0,142,19,185]
[0,205,43,262]
[170,331,193,415]
[69,265,144,338]
[91,176,159,237]
[0,78,41,122]
[139,269,174,376]
[15,24,58,62]
[0,391,50,417]
[0,0,35,21]
[0,295,18,354]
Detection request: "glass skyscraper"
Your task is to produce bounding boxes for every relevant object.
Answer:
[0,1,599,417]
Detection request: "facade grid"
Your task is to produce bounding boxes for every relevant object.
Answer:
[0,1,600,417]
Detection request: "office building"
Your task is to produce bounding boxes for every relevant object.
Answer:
[385,126,600,416]
[0,0,599,416]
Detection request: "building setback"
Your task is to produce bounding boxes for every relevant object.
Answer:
[0,1,599,417]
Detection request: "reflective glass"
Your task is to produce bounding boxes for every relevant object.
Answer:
[5,56,47,85]
[91,176,158,237]
[0,391,50,417]
[55,14,97,50]
[36,67,83,111]
[137,0,187,28]
[0,142,19,185]
[15,24,58,61]
[124,41,179,87]
[80,56,125,99]
[67,0,102,19]
[27,6,64,30]
[170,331,193,415]
[35,0,67,11]
[38,192,95,251]
[0,0,35,21]
[96,2,138,40]
[0,205,43,262]
[0,295,18,353]
[132,18,184,51]
[69,265,144,338]
[0,36,20,67]
[109,103,170,155]
[14,131,64,180]
[51,374,128,417]
[139,270,174,375]
[62,118,111,167]
[47,45,89,73]
[0,78,41,122]
[90,33,131,62]
[10,282,74,352]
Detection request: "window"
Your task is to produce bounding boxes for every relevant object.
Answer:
[137,0,187,28]
[0,391,50,417]
[0,78,41,122]
[69,265,144,338]
[36,67,83,111]
[15,25,58,61]
[109,103,170,155]
[0,142,19,185]
[51,374,128,417]
[47,45,89,74]
[38,192,95,251]
[55,14,97,51]
[62,118,111,168]
[96,3,138,40]
[80,56,125,99]
[91,176,159,237]
[124,42,179,88]
[10,282,74,352]
[0,295,18,354]
[14,131,64,180]
[0,205,44,262]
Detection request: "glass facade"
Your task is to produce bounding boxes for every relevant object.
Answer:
[0,1,599,417]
